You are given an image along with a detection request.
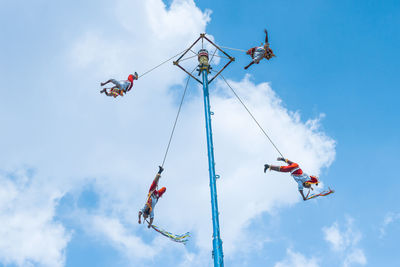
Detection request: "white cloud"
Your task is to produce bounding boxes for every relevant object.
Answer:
[274,249,320,267]
[323,218,366,267]
[379,212,400,238]
[70,0,211,85]
[343,249,367,267]
[0,0,336,266]
[0,169,70,267]
[89,215,157,260]
[323,222,344,251]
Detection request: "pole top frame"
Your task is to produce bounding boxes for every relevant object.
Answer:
[173,33,235,85]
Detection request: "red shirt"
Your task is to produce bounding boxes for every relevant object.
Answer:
[279,163,303,176]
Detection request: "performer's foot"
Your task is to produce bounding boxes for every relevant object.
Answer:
[158,166,164,174]
[264,164,270,173]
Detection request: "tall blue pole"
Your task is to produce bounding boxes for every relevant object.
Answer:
[199,51,224,267]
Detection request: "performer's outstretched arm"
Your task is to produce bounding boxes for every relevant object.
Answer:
[138,211,142,224]
[299,190,307,201]
[264,29,269,44]
[244,61,255,70]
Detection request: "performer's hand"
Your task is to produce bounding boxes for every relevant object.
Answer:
[264,164,270,173]
[277,157,285,162]
[148,224,151,228]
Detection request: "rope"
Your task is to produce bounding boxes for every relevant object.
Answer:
[178,54,198,62]
[219,74,285,158]
[161,69,194,167]
[212,54,230,60]
[209,48,218,65]
[138,48,187,78]
[219,45,247,53]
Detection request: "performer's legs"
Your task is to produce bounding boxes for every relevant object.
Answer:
[109,79,123,90]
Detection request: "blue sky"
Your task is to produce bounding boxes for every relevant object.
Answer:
[0,0,399,266]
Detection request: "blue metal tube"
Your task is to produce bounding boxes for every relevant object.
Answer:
[201,68,224,267]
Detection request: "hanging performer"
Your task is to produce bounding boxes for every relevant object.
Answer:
[138,166,166,228]
[100,72,138,98]
[264,157,328,201]
[244,29,275,70]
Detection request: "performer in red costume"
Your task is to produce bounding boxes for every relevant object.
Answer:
[138,166,166,228]
[244,29,275,70]
[100,72,138,98]
[264,158,319,200]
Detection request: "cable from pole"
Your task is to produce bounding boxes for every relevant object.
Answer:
[178,54,198,62]
[219,74,285,158]
[138,48,188,79]
[218,45,247,53]
[161,68,195,167]
[209,48,218,65]
[212,54,230,60]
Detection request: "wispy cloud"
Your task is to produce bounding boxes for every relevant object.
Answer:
[323,217,367,267]
[379,212,400,238]
[274,249,320,267]
[89,215,157,259]
[0,169,70,267]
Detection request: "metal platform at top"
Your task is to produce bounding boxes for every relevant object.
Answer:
[173,33,235,85]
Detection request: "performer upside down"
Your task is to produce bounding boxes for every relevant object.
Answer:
[138,166,166,228]
[264,158,320,201]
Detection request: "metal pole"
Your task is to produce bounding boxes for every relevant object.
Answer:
[199,51,224,267]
